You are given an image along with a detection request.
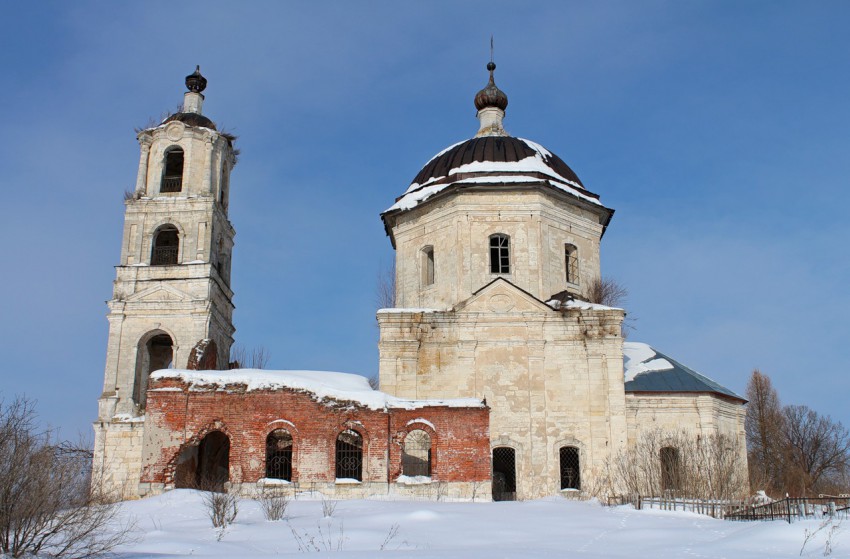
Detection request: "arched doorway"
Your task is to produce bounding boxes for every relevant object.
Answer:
[133,332,173,408]
[492,447,516,501]
[197,431,230,491]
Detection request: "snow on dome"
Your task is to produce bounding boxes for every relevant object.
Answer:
[149,368,485,411]
[384,136,601,214]
[623,342,674,382]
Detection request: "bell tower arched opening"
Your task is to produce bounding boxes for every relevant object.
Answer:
[161,147,184,193]
[133,332,173,408]
[151,225,179,265]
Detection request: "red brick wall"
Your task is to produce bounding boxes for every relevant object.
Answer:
[141,378,490,486]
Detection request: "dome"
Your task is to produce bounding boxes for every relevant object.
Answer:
[474,61,508,111]
[409,135,583,190]
[162,112,217,130]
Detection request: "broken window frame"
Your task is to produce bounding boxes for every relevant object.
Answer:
[565,243,579,285]
[401,429,432,477]
[489,234,510,274]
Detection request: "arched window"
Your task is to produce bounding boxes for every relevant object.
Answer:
[133,332,173,408]
[265,429,293,481]
[559,446,580,490]
[151,225,179,265]
[565,244,579,285]
[421,246,435,287]
[492,446,516,501]
[490,234,510,274]
[161,147,184,193]
[402,429,432,477]
[660,446,680,492]
[335,429,363,481]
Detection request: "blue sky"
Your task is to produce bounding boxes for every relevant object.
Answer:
[1,1,848,438]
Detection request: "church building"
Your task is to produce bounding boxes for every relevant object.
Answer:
[92,65,747,501]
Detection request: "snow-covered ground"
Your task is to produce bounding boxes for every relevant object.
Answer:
[108,490,848,558]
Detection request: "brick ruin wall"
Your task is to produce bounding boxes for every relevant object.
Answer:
[137,377,491,500]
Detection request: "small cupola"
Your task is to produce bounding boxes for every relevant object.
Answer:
[182,65,207,114]
[162,66,217,129]
[474,61,508,137]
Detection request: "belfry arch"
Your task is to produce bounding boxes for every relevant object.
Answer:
[133,330,173,408]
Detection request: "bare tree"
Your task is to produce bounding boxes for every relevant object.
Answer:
[0,396,135,558]
[584,277,628,308]
[229,345,270,369]
[744,369,785,494]
[367,375,380,390]
[375,261,396,309]
[608,429,748,502]
[782,405,850,497]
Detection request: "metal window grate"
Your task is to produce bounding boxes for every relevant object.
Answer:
[335,430,363,481]
[266,429,293,481]
[402,430,432,477]
[492,446,516,501]
[559,446,580,490]
[151,246,178,265]
[160,176,183,193]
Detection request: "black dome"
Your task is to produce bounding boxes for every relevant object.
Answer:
[410,136,584,189]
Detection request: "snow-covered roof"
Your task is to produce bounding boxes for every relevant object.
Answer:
[149,368,485,411]
[623,342,744,401]
[545,298,622,312]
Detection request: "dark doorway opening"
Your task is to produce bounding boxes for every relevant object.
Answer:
[134,333,173,408]
[559,446,581,490]
[197,431,230,491]
[492,447,516,501]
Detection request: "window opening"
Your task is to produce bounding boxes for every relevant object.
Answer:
[196,431,230,492]
[151,225,179,265]
[335,429,363,481]
[559,446,581,490]
[133,333,173,408]
[565,244,579,285]
[490,235,510,274]
[161,148,184,193]
[402,430,432,477]
[265,429,293,481]
[421,246,435,287]
[660,446,680,493]
[492,446,516,501]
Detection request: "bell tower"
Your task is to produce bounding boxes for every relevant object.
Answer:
[93,67,237,497]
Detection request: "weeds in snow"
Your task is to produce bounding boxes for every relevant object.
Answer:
[258,487,290,521]
[203,490,238,540]
[379,523,400,550]
[321,497,338,517]
[288,518,346,552]
[800,516,842,556]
